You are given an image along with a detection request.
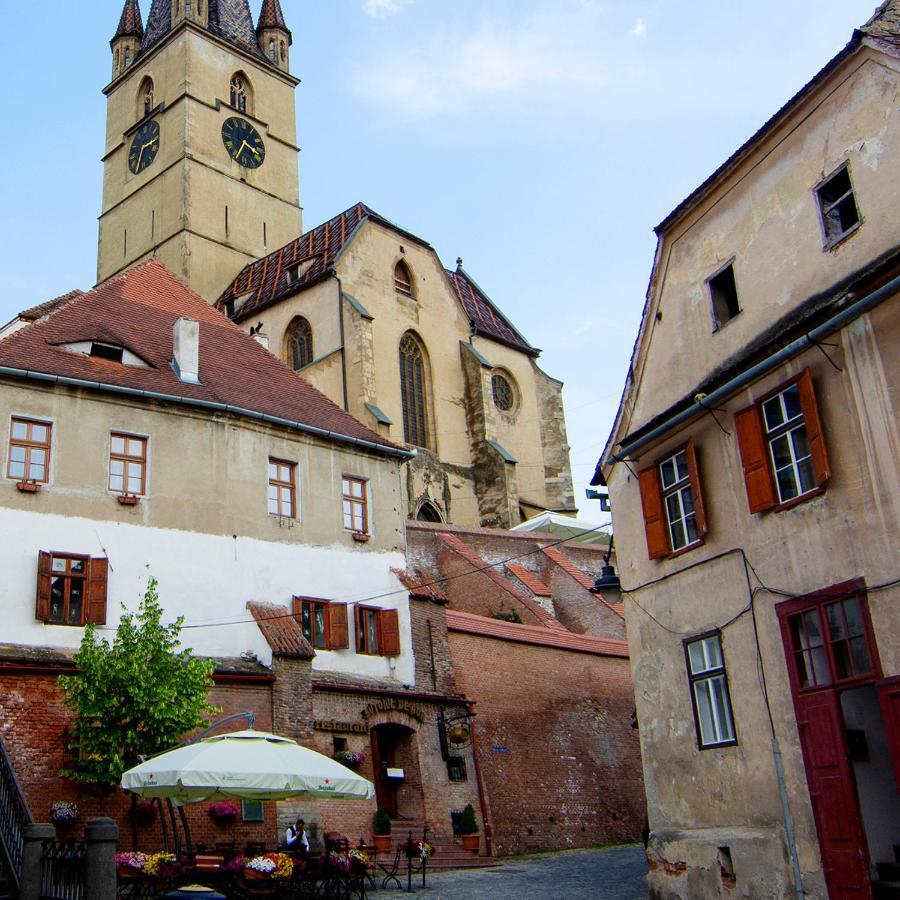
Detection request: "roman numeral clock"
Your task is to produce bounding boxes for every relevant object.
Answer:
[222,117,266,169]
[128,120,160,175]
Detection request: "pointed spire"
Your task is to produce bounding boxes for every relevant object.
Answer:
[113,0,144,43]
[256,0,292,71]
[257,0,288,33]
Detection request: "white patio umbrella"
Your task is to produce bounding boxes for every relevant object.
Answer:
[121,729,375,803]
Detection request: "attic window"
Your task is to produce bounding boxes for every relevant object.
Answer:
[709,264,740,331]
[90,343,125,363]
[816,165,860,248]
[394,260,413,297]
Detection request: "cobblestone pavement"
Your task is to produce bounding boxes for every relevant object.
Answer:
[406,844,649,899]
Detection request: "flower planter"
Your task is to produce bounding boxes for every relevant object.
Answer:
[117,494,140,506]
[462,833,480,853]
[16,481,41,494]
[372,834,391,853]
[351,532,370,543]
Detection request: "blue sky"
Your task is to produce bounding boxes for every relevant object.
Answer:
[0,0,878,511]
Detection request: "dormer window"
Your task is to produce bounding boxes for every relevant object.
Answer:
[90,343,125,363]
[286,258,316,286]
[394,260,413,297]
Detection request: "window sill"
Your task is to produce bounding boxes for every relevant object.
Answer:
[774,485,825,513]
[822,220,862,253]
[697,738,738,752]
[351,532,371,544]
[16,481,43,494]
[666,538,705,561]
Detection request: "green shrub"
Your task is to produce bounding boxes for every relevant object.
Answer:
[460,804,478,835]
[373,807,392,835]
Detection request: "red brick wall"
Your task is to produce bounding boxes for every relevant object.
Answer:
[538,562,626,639]
[448,631,645,856]
[408,597,457,695]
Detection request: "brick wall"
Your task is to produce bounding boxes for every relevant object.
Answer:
[538,561,626,639]
[448,631,645,856]
[408,597,457,694]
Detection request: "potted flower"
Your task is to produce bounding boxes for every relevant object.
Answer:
[460,804,480,852]
[208,800,240,824]
[333,749,366,769]
[50,801,78,828]
[116,852,149,879]
[372,807,392,853]
[244,853,293,881]
[405,839,433,861]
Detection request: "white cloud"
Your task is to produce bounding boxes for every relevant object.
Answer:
[362,0,412,18]
[631,17,647,39]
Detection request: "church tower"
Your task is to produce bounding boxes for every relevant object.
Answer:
[98,0,302,302]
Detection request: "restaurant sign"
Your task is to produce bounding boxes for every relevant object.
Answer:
[314,719,369,735]
[361,697,426,723]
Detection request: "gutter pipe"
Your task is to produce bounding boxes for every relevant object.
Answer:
[608,273,900,465]
[0,366,417,461]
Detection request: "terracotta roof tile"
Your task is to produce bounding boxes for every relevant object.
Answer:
[437,533,563,630]
[0,262,407,458]
[446,610,629,658]
[248,602,314,659]
[392,568,448,604]
[113,0,144,41]
[506,563,552,597]
[18,290,84,323]
[542,546,597,591]
[446,267,537,356]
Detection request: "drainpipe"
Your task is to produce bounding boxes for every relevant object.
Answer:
[331,269,350,412]
[608,273,900,465]
[466,702,493,857]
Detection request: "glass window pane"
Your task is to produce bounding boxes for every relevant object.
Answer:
[127,462,142,479]
[268,463,277,480]
[770,434,793,470]
[763,397,784,432]
[353,482,364,498]
[71,560,85,573]
[776,467,799,502]
[314,607,326,648]
[782,385,802,422]
[843,599,863,636]
[710,676,735,742]
[127,476,142,493]
[31,424,48,444]
[670,518,686,551]
[31,449,46,467]
[833,641,852,680]
[849,636,872,676]
[694,680,717,744]
[803,610,823,646]
[68,582,84,625]
[8,460,25,478]
[367,612,378,652]
[680,486,695,516]
[29,460,45,480]
[127,439,144,456]
[110,472,124,492]
[659,458,676,488]
[674,451,689,482]
[111,436,126,455]
[49,577,65,623]
[110,460,124,477]
[52,557,66,572]
[684,514,699,545]
[342,479,350,495]
[10,446,26,463]
[811,646,831,686]
[11,421,28,440]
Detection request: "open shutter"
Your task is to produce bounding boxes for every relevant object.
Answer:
[328,603,349,650]
[684,439,708,539]
[877,677,900,793]
[796,369,831,486]
[638,465,669,560]
[86,558,109,626]
[734,404,777,514]
[36,551,52,622]
[378,609,401,657]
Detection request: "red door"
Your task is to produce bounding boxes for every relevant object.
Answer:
[877,677,900,792]
[794,689,872,899]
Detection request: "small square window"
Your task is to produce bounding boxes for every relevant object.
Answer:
[7,417,52,483]
[342,476,369,534]
[816,165,860,247]
[109,433,147,495]
[242,801,264,823]
[447,756,468,782]
[685,633,736,749]
[709,264,740,330]
[268,458,297,518]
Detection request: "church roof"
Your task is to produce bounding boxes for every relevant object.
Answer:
[257,0,289,34]
[0,261,409,459]
[218,202,539,357]
[113,0,145,42]
[142,0,265,60]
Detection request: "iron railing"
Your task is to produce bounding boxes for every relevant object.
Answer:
[40,841,86,900]
[0,735,33,893]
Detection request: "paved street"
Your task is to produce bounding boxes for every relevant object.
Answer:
[412,844,648,899]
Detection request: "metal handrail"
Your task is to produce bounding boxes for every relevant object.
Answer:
[0,735,33,892]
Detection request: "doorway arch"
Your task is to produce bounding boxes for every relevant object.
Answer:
[370,722,425,821]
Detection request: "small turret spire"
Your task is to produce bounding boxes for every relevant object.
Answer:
[257,0,292,72]
[111,0,145,80]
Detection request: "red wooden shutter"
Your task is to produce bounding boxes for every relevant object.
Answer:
[796,368,831,486]
[638,464,669,560]
[328,604,349,650]
[877,677,900,793]
[86,558,109,626]
[684,439,708,539]
[36,551,52,622]
[378,609,401,657]
[734,404,777,513]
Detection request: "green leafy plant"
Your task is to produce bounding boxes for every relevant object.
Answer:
[58,578,218,791]
[373,807,392,836]
[491,610,522,624]
[460,804,478,835]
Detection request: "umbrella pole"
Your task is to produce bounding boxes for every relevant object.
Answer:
[158,797,170,853]
[166,800,181,858]
[178,805,194,858]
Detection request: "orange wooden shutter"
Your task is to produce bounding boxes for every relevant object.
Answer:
[36,551,52,622]
[328,604,349,650]
[796,368,831,486]
[734,404,777,513]
[378,609,401,657]
[86,558,109,626]
[638,464,670,560]
[684,440,708,539]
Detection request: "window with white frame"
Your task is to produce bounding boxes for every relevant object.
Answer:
[762,384,815,504]
[685,633,736,749]
[659,449,699,552]
[342,476,368,534]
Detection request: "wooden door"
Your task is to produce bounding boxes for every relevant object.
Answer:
[370,728,398,818]
[877,676,900,792]
[794,689,872,899]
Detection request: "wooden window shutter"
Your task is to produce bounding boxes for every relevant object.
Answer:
[86,558,109,626]
[292,596,303,619]
[684,439,708,539]
[328,604,349,650]
[796,368,831,486]
[36,551,52,622]
[734,404,777,514]
[378,609,401,657]
[638,465,669,560]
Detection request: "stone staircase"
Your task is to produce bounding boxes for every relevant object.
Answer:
[384,818,496,872]
[874,846,900,900]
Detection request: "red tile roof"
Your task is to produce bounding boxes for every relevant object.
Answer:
[19,291,84,322]
[113,0,144,41]
[257,0,289,32]
[506,563,552,598]
[392,568,449,604]
[437,532,563,630]
[0,261,408,458]
[542,546,597,591]
[248,602,314,659]
[447,267,537,356]
[446,610,629,658]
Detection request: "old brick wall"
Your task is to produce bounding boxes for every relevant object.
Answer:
[538,560,626,639]
[448,631,645,856]
[0,669,278,851]
[408,597,457,694]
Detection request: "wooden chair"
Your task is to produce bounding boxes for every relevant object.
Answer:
[378,845,403,890]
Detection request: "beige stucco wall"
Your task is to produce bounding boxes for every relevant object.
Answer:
[99,26,302,300]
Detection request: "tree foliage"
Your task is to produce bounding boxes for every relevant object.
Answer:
[59,578,218,791]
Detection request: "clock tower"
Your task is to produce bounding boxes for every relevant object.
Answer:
[99,0,300,302]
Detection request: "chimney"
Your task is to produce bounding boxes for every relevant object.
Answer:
[253,331,270,350]
[172,317,200,384]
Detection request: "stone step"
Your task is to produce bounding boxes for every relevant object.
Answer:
[874,881,900,900]
[879,863,900,882]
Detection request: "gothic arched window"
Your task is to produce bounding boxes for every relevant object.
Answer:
[416,501,443,523]
[124,48,132,68]
[286,317,314,371]
[280,41,287,62]
[399,332,430,448]
[268,39,277,62]
[140,78,155,117]
[394,260,413,297]
[230,75,249,113]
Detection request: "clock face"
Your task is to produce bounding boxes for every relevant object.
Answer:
[128,120,160,175]
[222,117,266,169]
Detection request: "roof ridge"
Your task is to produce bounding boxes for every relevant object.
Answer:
[542,546,597,591]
